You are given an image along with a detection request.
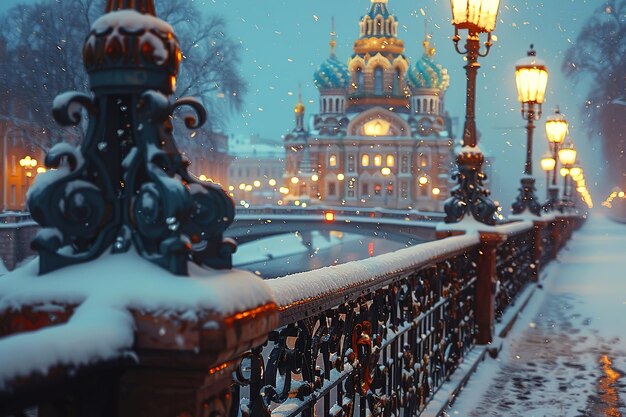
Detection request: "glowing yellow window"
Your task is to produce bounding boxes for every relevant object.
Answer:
[361,154,370,167]
[329,155,337,167]
[374,154,382,167]
[386,155,395,167]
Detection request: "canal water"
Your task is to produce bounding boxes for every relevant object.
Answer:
[234,230,424,278]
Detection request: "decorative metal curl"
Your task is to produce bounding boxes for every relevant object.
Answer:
[444,153,497,225]
[28,8,235,274]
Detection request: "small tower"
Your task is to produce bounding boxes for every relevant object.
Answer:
[313,18,349,115]
[407,33,450,116]
[347,0,410,112]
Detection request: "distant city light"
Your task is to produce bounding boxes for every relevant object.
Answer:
[311,174,319,182]
[291,176,300,184]
[253,180,261,187]
[432,187,441,196]
[268,178,277,186]
[337,173,345,181]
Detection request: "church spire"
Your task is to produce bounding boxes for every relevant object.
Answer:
[330,17,337,57]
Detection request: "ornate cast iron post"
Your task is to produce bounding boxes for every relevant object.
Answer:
[511,45,548,216]
[27,0,236,275]
[444,0,500,225]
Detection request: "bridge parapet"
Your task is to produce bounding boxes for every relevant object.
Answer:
[0,214,584,416]
[225,216,583,417]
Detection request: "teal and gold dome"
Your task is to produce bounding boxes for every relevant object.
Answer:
[314,55,350,90]
[407,37,449,92]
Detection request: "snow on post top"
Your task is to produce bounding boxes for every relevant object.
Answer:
[106,0,155,15]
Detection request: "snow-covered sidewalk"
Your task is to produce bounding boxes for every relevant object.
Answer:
[448,213,626,417]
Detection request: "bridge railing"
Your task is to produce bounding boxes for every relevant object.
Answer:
[0,214,585,417]
[232,234,481,417]
[228,215,585,417]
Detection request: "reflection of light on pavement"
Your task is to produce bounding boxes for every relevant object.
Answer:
[595,355,622,417]
[368,242,374,257]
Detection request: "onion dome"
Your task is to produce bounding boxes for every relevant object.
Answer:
[314,21,349,90]
[314,56,350,90]
[407,36,449,92]
[83,0,181,94]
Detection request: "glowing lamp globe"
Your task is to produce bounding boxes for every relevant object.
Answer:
[545,109,568,144]
[450,0,500,32]
[569,166,582,179]
[540,154,556,172]
[558,143,577,167]
[515,45,548,107]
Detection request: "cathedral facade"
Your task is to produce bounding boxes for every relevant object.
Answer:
[284,0,455,211]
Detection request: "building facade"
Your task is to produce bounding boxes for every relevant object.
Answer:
[284,0,455,211]
[228,135,286,206]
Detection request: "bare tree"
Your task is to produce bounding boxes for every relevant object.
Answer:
[562,0,626,186]
[0,0,245,147]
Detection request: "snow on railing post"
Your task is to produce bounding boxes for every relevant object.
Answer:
[475,231,506,344]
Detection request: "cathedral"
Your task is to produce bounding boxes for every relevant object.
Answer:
[283,0,455,211]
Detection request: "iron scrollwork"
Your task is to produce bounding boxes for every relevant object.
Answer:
[232,250,479,417]
[27,2,236,275]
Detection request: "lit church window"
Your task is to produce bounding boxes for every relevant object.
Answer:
[374,154,382,167]
[361,154,370,166]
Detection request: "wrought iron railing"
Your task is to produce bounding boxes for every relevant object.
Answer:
[494,223,536,320]
[231,235,480,417]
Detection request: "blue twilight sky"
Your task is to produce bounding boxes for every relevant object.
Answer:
[0,0,606,208]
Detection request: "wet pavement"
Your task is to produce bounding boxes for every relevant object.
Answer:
[449,215,626,417]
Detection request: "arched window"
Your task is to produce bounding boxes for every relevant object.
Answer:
[416,99,421,113]
[335,98,340,113]
[386,155,395,167]
[356,68,364,91]
[361,154,370,167]
[374,67,383,95]
[374,154,382,167]
[393,69,400,95]
[430,99,434,113]
[329,154,337,167]
[323,99,327,113]
[423,99,427,112]
[329,99,333,113]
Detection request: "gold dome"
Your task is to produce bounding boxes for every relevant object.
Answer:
[294,101,305,114]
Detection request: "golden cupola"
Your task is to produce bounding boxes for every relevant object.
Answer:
[347,0,410,113]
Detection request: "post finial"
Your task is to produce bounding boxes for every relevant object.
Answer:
[106,0,155,14]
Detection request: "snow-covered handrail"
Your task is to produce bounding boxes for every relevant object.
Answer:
[268,233,480,327]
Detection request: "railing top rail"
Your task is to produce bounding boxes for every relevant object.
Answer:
[266,233,480,327]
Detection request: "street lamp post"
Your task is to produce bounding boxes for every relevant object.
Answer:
[444,0,500,225]
[558,139,577,212]
[540,153,556,201]
[511,45,548,216]
[545,108,568,210]
[19,155,38,204]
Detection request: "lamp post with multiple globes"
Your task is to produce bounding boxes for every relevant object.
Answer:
[540,154,556,201]
[444,0,500,225]
[558,139,577,211]
[511,45,548,216]
[544,108,568,209]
